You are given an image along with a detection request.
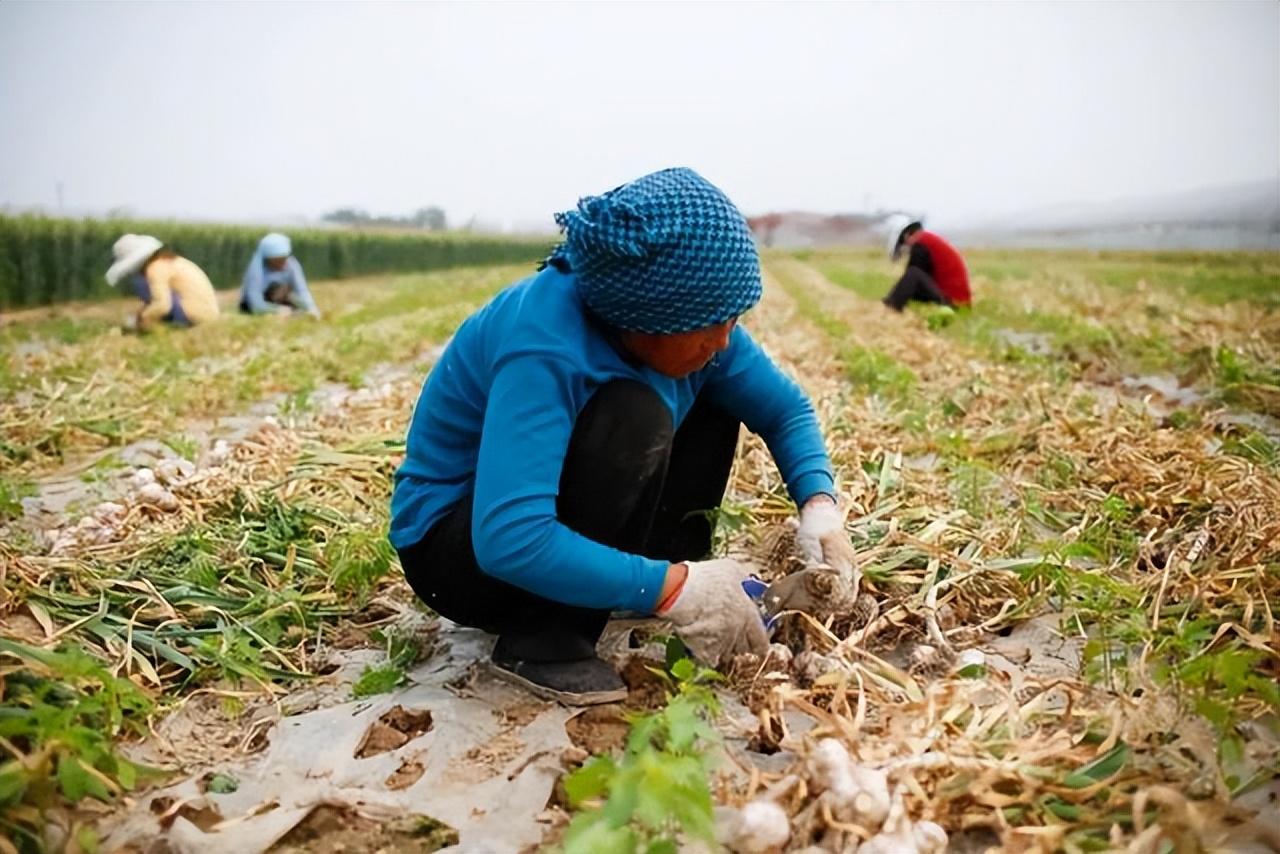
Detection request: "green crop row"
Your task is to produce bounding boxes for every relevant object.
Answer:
[0,215,551,310]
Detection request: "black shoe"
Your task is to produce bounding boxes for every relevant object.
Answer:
[489,651,627,706]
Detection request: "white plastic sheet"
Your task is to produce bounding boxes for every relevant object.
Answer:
[103,624,575,853]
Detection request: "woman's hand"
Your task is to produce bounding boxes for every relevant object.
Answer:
[796,494,857,577]
[657,559,768,667]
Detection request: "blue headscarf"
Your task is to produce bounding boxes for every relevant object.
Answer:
[259,232,291,258]
[548,167,762,334]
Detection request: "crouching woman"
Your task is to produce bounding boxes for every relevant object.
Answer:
[239,232,320,318]
[105,234,220,331]
[390,168,852,705]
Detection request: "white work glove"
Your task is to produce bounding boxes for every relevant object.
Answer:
[780,497,861,619]
[763,566,859,620]
[659,559,769,668]
[795,496,858,578]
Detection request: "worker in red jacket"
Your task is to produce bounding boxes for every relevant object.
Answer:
[882,216,971,311]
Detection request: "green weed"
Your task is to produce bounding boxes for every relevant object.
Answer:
[351,627,433,698]
[839,344,917,399]
[0,640,159,851]
[326,528,397,603]
[162,434,200,462]
[817,263,893,301]
[948,462,1004,520]
[0,475,35,520]
[558,658,722,854]
[1219,431,1279,467]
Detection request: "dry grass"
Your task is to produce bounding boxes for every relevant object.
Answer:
[2,250,1278,852]
[709,252,1280,853]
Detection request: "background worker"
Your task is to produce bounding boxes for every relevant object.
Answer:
[390,167,856,705]
[882,215,972,311]
[105,233,220,331]
[239,232,320,317]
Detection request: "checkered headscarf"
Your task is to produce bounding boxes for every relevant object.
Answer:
[548,167,762,334]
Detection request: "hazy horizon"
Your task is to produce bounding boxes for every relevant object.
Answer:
[2,1,1277,231]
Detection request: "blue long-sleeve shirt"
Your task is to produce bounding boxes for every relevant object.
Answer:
[389,266,835,613]
[240,255,316,314]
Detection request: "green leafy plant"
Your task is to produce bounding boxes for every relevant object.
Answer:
[0,473,427,846]
[1161,644,1280,733]
[1220,431,1279,467]
[687,499,757,555]
[949,462,1002,520]
[204,773,239,794]
[351,626,432,698]
[326,528,397,603]
[817,263,893,301]
[0,640,158,853]
[558,659,722,854]
[920,304,958,331]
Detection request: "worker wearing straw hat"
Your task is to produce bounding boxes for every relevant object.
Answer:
[105,234,220,331]
[239,232,320,318]
[391,168,855,705]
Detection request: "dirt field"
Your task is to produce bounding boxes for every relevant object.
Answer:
[2,249,1277,853]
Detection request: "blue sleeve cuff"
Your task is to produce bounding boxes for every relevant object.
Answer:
[791,472,837,508]
[621,556,671,613]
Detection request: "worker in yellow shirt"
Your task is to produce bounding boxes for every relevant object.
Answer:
[105,234,220,331]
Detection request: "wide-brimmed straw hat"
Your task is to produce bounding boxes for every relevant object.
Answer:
[105,234,163,286]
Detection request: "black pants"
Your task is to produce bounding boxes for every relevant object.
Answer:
[883,266,951,311]
[395,380,740,661]
[239,282,299,314]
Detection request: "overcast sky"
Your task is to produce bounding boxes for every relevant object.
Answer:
[1,1,1276,229]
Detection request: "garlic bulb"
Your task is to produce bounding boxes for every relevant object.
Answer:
[721,798,792,853]
[155,457,195,485]
[805,739,890,827]
[135,482,179,511]
[859,819,948,854]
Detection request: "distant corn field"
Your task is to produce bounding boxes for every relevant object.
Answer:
[0,215,551,310]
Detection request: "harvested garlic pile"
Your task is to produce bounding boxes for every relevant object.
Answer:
[720,739,949,854]
[46,445,211,554]
[858,780,947,854]
[130,468,180,511]
[859,819,948,854]
[48,501,127,554]
[806,738,891,827]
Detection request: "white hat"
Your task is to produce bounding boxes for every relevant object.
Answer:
[105,234,164,286]
[882,213,924,260]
